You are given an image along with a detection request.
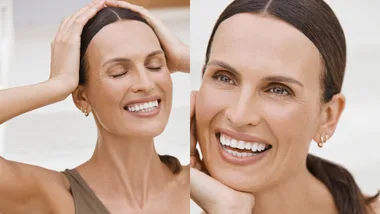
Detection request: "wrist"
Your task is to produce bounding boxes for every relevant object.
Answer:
[46,77,77,101]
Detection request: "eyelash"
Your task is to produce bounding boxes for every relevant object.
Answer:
[266,84,293,96]
[212,73,293,96]
[212,73,235,85]
[111,66,163,78]
[148,67,162,71]
[112,71,128,78]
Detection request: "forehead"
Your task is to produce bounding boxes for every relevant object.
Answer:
[87,20,161,60]
[210,13,322,79]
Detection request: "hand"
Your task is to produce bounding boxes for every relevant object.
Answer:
[189,91,255,214]
[191,169,255,214]
[105,0,189,73]
[49,0,106,97]
[190,91,203,170]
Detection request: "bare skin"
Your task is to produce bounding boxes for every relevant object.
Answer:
[190,13,380,214]
[0,0,189,213]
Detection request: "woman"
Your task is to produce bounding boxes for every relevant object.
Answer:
[190,0,380,213]
[0,0,189,213]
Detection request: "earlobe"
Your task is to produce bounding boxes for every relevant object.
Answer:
[313,93,346,145]
[72,86,91,113]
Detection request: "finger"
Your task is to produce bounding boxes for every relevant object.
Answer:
[190,90,197,118]
[114,1,147,14]
[190,90,198,155]
[190,168,233,211]
[104,0,119,7]
[66,0,106,40]
[62,0,102,35]
[54,16,71,42]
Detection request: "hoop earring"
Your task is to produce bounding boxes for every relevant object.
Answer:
[80,108,90,117]
[318,134,329,148]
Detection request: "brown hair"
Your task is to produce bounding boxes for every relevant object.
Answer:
[204,0,379,213]
[79,7,182,174]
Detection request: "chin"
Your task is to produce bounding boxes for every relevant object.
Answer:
[204,158,272,193]
[126,121,167,138]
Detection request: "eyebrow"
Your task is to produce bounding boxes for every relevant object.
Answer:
[207,60,241,78]
[102,50,164,68]
[207,59,304,87]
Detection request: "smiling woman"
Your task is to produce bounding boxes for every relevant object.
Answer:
[190,0,380,214]
[0,0,189,213]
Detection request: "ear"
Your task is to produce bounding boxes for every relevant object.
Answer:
[313,93,346,143]
[72,85,92,113]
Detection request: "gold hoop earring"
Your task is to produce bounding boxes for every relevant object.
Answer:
[318,134,329,148]
[80,108,89,117]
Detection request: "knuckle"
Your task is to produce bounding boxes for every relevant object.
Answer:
[53,39,62,44]
[74,17,85,25]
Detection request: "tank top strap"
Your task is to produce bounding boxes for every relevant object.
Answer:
[62,169,110,214]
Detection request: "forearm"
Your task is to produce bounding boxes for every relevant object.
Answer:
[0,79,70,124]
[177,44,190,73]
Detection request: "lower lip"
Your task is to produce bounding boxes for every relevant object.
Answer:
[125,102,161,118]
[216,136,270,165]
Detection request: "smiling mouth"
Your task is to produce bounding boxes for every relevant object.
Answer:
[124,99,161,113]
[216,132,272,158]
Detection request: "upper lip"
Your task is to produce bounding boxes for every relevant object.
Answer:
[124,95,161,107]
[216,128,271,145]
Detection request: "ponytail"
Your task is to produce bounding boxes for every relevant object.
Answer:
[307,154,379,214]
[159,154,182,174]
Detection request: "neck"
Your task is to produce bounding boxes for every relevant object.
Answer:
[78,128,174,209]
[253,166,337,214]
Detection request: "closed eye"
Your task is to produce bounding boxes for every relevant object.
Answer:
[147,67,162,71]
[112,71,128,78]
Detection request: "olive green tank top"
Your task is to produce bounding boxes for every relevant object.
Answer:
[62,169,111,214]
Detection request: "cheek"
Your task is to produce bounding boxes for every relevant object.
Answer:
[154,70,173,99]
[88,78,127,110]
[263,100,317,172]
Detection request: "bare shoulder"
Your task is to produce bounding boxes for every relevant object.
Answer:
[0,157,73,213]
[371,199,380,214]
[369,195,380,214]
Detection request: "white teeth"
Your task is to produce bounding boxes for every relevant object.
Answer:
[230,139,238,148]
[222,145,259,158]
[126,100,159,112]
[252,143,258,152]
[245,142,252,150]
[219,134,270,154]
[237,141,245,149]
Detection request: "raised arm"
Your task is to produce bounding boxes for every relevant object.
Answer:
[0,1,107,213]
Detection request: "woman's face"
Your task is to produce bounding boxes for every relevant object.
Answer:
[79,20,172,138]
[196,14,326,192]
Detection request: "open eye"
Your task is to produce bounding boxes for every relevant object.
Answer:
[267,85,292,96]
[212,73,235,85]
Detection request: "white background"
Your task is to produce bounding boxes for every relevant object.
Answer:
[191,0,380,213]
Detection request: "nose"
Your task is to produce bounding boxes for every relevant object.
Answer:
[131,68,154,93]
[225,90,261,128]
